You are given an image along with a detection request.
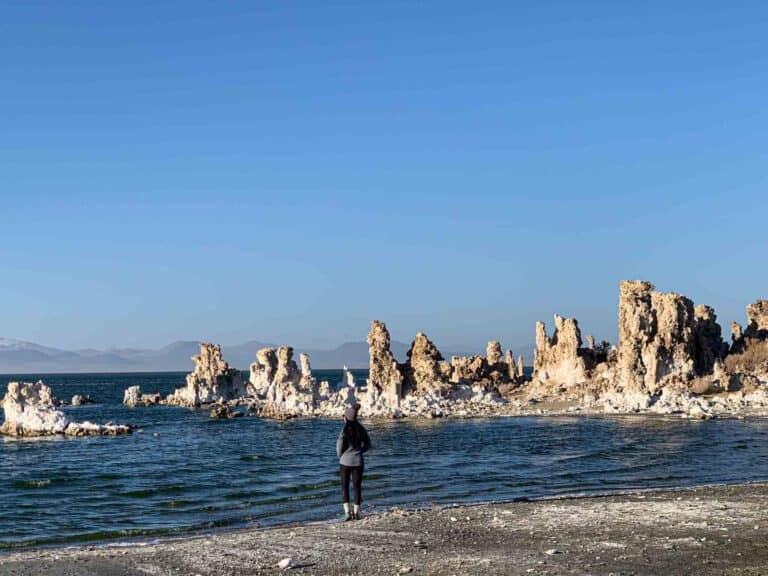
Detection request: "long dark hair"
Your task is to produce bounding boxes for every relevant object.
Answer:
[342,420,366,450]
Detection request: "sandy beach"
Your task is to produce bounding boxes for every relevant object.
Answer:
[2,482,767,575]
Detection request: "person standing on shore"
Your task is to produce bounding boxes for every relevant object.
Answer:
[336,403,371,521]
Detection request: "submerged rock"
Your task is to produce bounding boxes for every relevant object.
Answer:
[0,381,132,437]
[71,394,95,406]
[66,421,134,436]
[209,405,244,419]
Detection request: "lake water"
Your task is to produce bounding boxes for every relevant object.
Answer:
[1,371,768,549]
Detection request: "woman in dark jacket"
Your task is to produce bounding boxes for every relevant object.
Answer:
[336,403,371,521]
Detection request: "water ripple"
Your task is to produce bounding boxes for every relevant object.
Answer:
[1,371,768,549]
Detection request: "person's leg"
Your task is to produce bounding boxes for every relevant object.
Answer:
[340,465,352,520]
[352,465,363,518]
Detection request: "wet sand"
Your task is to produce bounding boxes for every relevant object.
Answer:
[2,483,768,575]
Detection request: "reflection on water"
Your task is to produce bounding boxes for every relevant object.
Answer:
[0,371,767,549]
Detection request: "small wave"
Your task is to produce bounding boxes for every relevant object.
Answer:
[283,479,338,493]
[599,475,688,485]
[233,491,331,508]
[363,473,386,481]
[94,473,123,481]
[239,454,273,461]
[0,528,177,550]
[223,489,271,500]
[503,480,539,488]
[160,499,198,508]
[15,479,51,489]
[123,485,187,498]
[12,477,78,489]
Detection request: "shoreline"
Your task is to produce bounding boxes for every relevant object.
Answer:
[3,482,768,575]
[0,479,756,554]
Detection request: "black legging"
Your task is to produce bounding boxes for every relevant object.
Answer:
[340,464,363,505]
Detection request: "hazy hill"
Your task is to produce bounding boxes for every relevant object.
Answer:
[0,337,534,374]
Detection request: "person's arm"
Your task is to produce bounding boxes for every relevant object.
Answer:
[361,427,371,453]
[336,430,345,458]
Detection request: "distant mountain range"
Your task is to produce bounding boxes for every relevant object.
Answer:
[0,337,534,374]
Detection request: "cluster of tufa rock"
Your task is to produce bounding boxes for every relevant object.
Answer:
[531,315,610,387]
[249,346,317,418]
[612,281,728,395]
[123,386,163,408]
[108,279,768,421]
[1,381,132,437]
[165,343,249,407]
[523,280,768,418]
[122,343,254,410]
[360,321,526,418]
[449,340,525,392]
[727,300,768,373]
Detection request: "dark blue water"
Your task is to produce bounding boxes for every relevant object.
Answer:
[1,371,768,550]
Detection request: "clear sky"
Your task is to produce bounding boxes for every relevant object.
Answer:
[1,1,766,352]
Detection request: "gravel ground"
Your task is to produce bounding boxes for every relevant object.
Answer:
[2,483,768,575]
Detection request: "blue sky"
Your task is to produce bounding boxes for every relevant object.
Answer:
[1,1,766,352]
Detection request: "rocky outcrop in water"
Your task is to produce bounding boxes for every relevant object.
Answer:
[402,332,448,396]
[342,366,356,387]
[275,347,301,386]
[247,347,358,419]
[725,300,768,377]
[257,348,320,418]
[448,341,524,391]
[693,305,728,374]
[209,405,244,419]
[166,343,249,407]
[531,315,605,387]
[249,348,279,396]
[104,280,768,421]
[1,381,132,437]
[355,323,525,417]
[729,300,768,353]
[123,385,163,407]
[514,280,767,418]
[747,300,768,337]
[71,394,95,406]
[249,346,307,396]
[366,320,405,407]
[615,281,727,396]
